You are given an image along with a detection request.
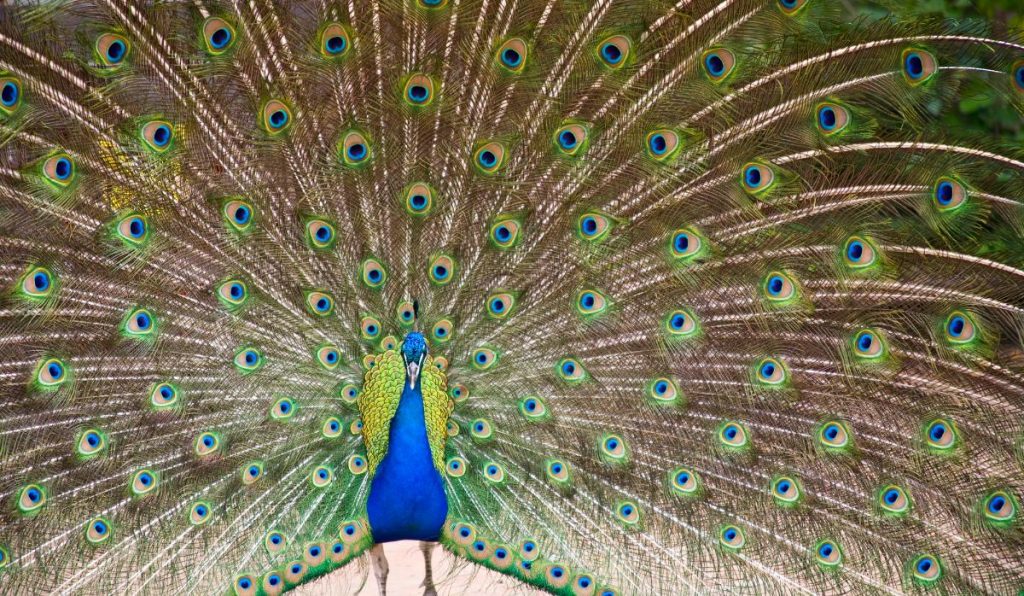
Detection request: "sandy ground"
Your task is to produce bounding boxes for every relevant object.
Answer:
[295,540,545,595]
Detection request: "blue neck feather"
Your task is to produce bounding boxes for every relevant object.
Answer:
[366,375,448,543]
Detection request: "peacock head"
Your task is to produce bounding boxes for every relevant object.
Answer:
[401,332,427,388]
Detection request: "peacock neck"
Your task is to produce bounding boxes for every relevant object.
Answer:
[366,375,448,543]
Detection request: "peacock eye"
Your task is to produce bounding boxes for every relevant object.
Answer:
[665,308,700,338]
[597,35,631,69]
[814,539,843,567]
[556,357,587,383]
[901,48,937,85]
[852,329,887,359]
[340,130,371,166]
[815,102,850,136]
[203,17,236,55]
[489,217,522,249]
[429,254,457,284]
[778,0,809,15]
[933,177,967,211]
[474,141,507,174]
[740,162,776,195]
[403,73,435,106]
[496,38,528,72]
[305,291,335,316]
[702,48,735,81]
[42,154,75,186]
[321,23,351,58]
[910,554,942,584]
[361,258,387,288]
[223,199,254,232]
[405,182,435,216]
[486,292,516,319]
[719,525,745,550]
[140,120,174,152]
[577,212,614,242]
[471,348,498,371]
[553,122,590,157]
[0,76,23,114]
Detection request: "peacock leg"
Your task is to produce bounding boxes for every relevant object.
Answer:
[420,541,438,596]
[369,543,389,596]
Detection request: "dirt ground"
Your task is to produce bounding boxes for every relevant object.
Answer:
[295,540,545,595]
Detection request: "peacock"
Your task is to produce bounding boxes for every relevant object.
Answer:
[0,0,1023,594]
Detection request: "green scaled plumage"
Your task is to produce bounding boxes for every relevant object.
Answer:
[0,0,1023,595]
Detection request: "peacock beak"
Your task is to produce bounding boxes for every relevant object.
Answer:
[406,354,425,389]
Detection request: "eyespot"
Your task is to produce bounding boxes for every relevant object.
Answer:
[702,48,735,82]
[404,182,435,216]
[615,501,640,525]
[446,456,467,477]
[304,542,327,566]
[933,177,967,211]
[194,431,221,457]
[575,289,609,317]
[403,73,435,106]
[361,258,386,288]
[647,377,681,406]
[842,236,878,269]
[150,382,179,409]
[982,490,1017,525]
[260,100,292,135]
[901,48,937,85]
[234,574,257,596]
[518,395,550,420]
[17,484,47,514]
[814,539,842,567]
[665,308,700,338]
[123,307,156,337]
[350,418,364,435]
[517,538,540,562]
[446,420,459,436]
[469,418,493,440]
[909,554,942,584]
[216,279,249,309]
[545,564,571,588]
[596,35,631,69]
[316,345,341,370]
[311,465,333,487]
[20,266,55,299]
[36,357,68,388]
[646,128,681,161]
[189,501,213,525]
[203,17,237,55]
[431,318,454,343]
[317,416,342,439]
[338,519,368,544]
[339,130,371,166]
[320,23,352,58]
[0,76,23,114]
[486,292,516,319]
[1010,60,1024,93]
[305,291,335,317]
[360,315,382,340]
[284,561,307,584]
[754,357,788,386]
[719,525,745,550]
[223,199,254,232]
[262,571,284,595]
[130,469,159,497]
[542,458,570,485]
[761,271,798,303]
[778,0,809,15]
[43,154,75,187]
[577,212,613,242]
[771,475,802,505]
[489,217,522,249]
[233,347,264,373]
[471,348,498,371]
[718,421,749,449]
[265,530,287,553]
[852,329,886,359]
[668,467,700,497]
[496,38,527,72]
[490,544,514,570]
[96,33,130,67]
[923,417,958,451]
[76,428,108,457]
[140,120,174,152]
[599,434,629,464]
[815,102,849,135]
[482,461,505,484]
[347,454,367,475]
[943,310,977,344]
[86,517,113,544]
[428,254,456,284]
[390,301,414,327]
[242,461,265,485]
[817,420,852,451]
[474,141,507,174]
[304,218,336,250]
[669,227,706,262]
[114,214,149,247]
[741,162,776,195]
[340,384,359,404]
[878,484,911,515]
[418,0,448,7]
[449,383,468,403]
[270,397,296,421]
[553,122,590,157]
[556,357,587,383]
